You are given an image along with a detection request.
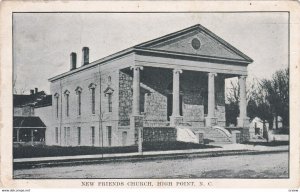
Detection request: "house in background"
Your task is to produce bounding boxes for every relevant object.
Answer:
[48,24,253,147]
[249,116,284,139]
[13,88,52,145]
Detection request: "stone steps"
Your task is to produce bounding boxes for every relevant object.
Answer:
[192,127,232,144]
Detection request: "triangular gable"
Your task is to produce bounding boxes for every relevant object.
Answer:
[136,24,253,63]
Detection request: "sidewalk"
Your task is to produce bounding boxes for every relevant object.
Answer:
[14,144,288,164]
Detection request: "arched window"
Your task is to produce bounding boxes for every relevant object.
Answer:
[75,87,82,116]
[88,83,97,114]
[64,90,70,117]
[54,93,59,118]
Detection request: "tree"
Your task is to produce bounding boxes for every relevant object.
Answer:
[261,68,289,128]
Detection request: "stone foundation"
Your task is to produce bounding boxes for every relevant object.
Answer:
[170,116,183,126]
[143,127,177,142]
[205,117,218,127]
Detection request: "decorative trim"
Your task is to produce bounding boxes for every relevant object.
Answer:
[64,90,70,95]
[88,83,97,89]
[75,86,82,94]
[54,93,59,98]
[104,86,114,95]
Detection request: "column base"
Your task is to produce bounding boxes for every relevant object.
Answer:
[205,116,218,127]
[237,117,250,128]
[170,116,183,126]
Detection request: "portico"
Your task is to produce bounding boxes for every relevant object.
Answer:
[128,65,249,128]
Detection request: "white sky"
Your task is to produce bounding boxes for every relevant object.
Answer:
[13,12,289,94]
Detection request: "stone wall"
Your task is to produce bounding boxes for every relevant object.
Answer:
[143,127,177,142]
[144,91,168,126]
[119,71,133,126]
[141,68,171,126]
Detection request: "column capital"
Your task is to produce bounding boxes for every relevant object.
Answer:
[173,69,183,74]
[130,65,143,71]
[208,72,217,77]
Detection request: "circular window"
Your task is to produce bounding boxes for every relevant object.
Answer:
[191,38,201,50]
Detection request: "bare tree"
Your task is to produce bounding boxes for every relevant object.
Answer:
[261,68,289,129]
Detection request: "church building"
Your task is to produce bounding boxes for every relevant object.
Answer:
[47,24,253,147]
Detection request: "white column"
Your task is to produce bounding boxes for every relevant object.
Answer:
[172,69,183,117]
[237,75,250,128]
[239,75,247,118]
[130,66,144,154]
[131,66,143,116]
[208,72,217,117]
[205,72,217,127]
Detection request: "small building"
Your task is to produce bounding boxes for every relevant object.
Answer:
[13,89,52,145]
[250,116,284,138]
[13,116,46,143]
[48,24,253,147]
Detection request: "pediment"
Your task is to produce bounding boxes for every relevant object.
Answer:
[136,24,252,63]
[104,86,114,95]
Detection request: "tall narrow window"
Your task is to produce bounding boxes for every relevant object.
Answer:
[107,126,112,146]
[54,93,59,118]
[108,94,112,112]
[55,127,59,143]
[75,87,82,116]
[78,92,81,115]
[64,90,70,117]
[56,97,59,118]
[104,86,114,113]
[66,94,69,116]
[89,83,97,115]
[91,126,95,146]
[91,88,95,114]
[77,127,81,145]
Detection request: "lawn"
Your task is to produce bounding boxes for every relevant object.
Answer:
[13,141,220,159]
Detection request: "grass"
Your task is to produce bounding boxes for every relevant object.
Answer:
[13,141,220,159]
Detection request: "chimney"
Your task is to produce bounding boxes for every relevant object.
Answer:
[82,47,89,66]
[35,88,38,94]
[70,52,77,70]
[30,89,34,95]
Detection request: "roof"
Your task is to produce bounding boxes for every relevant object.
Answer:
[13,116,46,128]
[14,92,52,108]
[49,24,253,82]
[34,95,52,108]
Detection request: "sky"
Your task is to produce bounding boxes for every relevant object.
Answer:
[13,12,289,94]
